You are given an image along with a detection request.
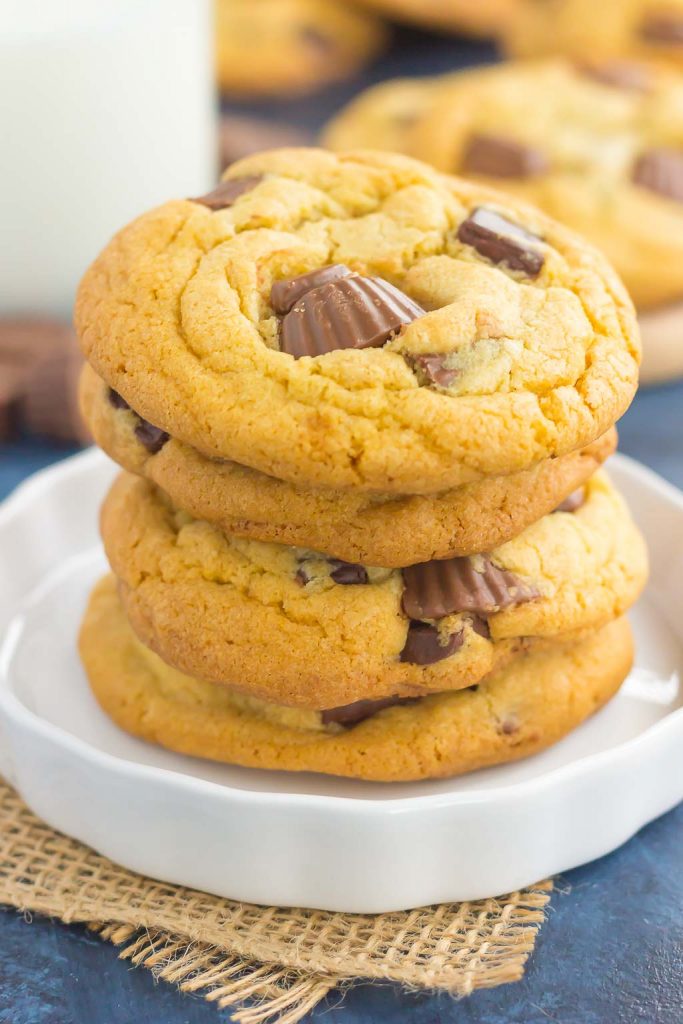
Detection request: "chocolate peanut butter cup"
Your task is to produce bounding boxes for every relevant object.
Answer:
[402,555,540,620]
[275,268,425,358]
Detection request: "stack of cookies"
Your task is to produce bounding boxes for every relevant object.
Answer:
[77,149,647,782]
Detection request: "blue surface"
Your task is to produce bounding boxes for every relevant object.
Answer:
[1,385,682,1023]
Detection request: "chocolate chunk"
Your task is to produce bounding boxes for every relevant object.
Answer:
[134,419,169,454]
[279,275,425,359]
[108,388,130,411]
[191,175,263,210]
[500,715,520,736]
[0,365,26,441]
[470,615,491,639]
[321,694,417,727]
[400,621,464,665]
[461,134,548,179]
[107,387,168,453]
[408,353,459,389]
[640,13,683,43]
[554,488,585,513]
[402,555,540,620]
[329,560,369,585]
[632,148,683,203]
[457,208,544,277]
[300,26,336,54]
[271,265,353,315]
[21,346,90,445]
[580,61,651,92]
[0,319,89,444]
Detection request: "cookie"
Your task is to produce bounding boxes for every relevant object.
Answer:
[99,469,646,708]
[322,77,444,154]
[327,62,683,313]
[215,0,385,98]
[80,576,633,782]
[81,362,617,567]
[354,0,519,37]
[503,0,683,71]
[75,149,639,494]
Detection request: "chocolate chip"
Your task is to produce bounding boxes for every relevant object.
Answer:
[270,265,353,315]
[279,275,425,359]
[191,175,263,210]
[300,26,336,54]
[470,615,491,639]
[134,419,169,454]
[402,555,540,620]
[457,208,544,277]
[329,560,369,585]
[321,694,417,727]
[554,488,585,513]
[461,134,549,179]
[408,353,459,389]
[295,566,311,586]
[500,715,520,736]
[400,621,464,665]
[108,388,130,411]
[640,13,683,43]
[579,61,651,92]
[632,148,683,203]
[107,387,168,453]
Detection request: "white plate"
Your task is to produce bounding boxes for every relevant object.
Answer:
[0,449,682,913]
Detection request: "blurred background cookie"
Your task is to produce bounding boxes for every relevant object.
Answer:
[503,0,683,68]
[323,59,683,383]
[215,0,387,98]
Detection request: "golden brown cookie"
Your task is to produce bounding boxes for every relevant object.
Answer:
[503,0,683,71]
[81,362,617,566]
[80,576,633,782]
[215,0,386,98]
[75,149,639,494]
[99,469,647,708]
[322,77,444,154]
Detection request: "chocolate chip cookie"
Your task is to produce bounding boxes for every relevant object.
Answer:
[324,65,683,380]
[215,0,385,98]
[75,149,639,493]
[81,362,617,567]
[503,0,683,72]
[99,469,647,708]
[80,575,633,782]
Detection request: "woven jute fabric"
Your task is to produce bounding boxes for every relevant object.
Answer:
[0,779,551,1023]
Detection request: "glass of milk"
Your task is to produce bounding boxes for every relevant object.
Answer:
[0,0,216,316]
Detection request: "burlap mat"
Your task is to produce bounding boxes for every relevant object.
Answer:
[0,778,551,1022]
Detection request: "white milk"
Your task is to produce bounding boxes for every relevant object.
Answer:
[0,0,216,315]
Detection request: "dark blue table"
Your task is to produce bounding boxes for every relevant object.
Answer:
[1,385,682,1024]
